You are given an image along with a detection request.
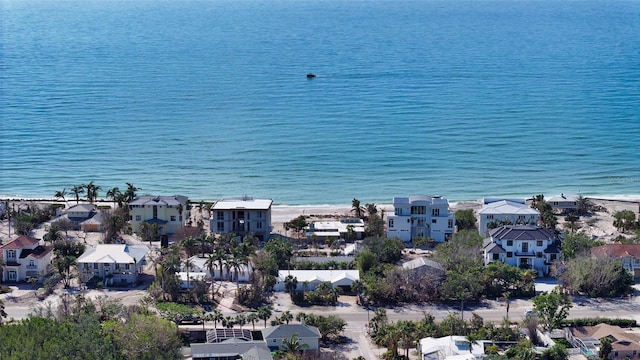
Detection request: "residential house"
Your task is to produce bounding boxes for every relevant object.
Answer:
[567,323,640,359]
[261,323,321,351]
[402,257,445,278]
[591,244,640,279]
[52,204,104,232]
[273,270,360,292]
[0,235,53,282]
[191,339,273,360]
[478,199,539,236]
[76,244,148,285]
[305,218,365,242]
[418,336,486,360]
[181,255,252,283]
[209,196,272,241]
[482,225,560,276]
[547,194,580,214]
[386,195,455,243]
[128,195,189,235]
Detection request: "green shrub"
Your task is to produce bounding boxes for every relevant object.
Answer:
[561,318,637,328]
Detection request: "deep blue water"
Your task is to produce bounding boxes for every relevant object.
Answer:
[1,0,639,204]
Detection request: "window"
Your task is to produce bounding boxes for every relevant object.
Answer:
[411,206,426,215]
[29,260,35,267]
[125,264,131,270]
[388,219,394,228]
[432,219,437,224]
[518,215,525,220]
[536,252,543,258]
[7,250,16,258]
[506,240,513,247]
[493,253,500,260]
[507,252,513,258]
[256,222,263,229]
[448,219,453,228]
[257,211,263,218]
[217,211,224,220]
[432,208,440,216]
[537,240,543,247]
[522,242,529,252]
[94,263,99,270]
[84,264,90,270]
[417,219,425,227]
[217,222,224,232]
[170,216,176,222]
[486,215,494,220]
[135,215,141,221]
[550,254,557,261]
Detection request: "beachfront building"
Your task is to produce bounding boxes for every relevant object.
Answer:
[52,203,105,232]
[591,244,640,279]
[0,235,53,282]
[386,195,455,243]
[273,270,360,292]
[547,194,580,214]
[262,323,321,352]
[304,218,365,242]
[76,244,148,286]
[128,195,189,235]
[478,198,539,236]
[209,196,272,241]
[482,225,560,277]
[418,336,486,359]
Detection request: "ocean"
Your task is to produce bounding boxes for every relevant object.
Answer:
[1,0,639,205]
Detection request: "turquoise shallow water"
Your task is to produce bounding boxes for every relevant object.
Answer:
[1,0,639,204]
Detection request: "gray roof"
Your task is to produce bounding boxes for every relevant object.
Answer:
[484,242,506,254]
[402,257,444,272]
[190,340,272,359]
[129,195,188,206]
[261,323,321,340]
[489,225,557,241]
[543,241,561,254]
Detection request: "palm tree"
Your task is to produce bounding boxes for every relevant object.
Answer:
[213,249,229,286]
[246,312,258,331]
[184,257,195,290]
[280,310,293,324]
[365,203,378,217]
[257,306,272,328]
[222,315,235,329]
[204,253,219,301]
[124,182,140,202]
[351,198,365,219]
[281,333,309,354]
[210,309,223,329]
[235,314,247,329]
[106,187,121,209]
[84,181,101,204]
[44,225,64,244]
[71,185,85,204]
[54,189,67,204]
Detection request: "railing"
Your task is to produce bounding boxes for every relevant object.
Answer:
[26,265,37,269]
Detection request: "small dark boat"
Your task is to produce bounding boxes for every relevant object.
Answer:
[306,73,316,79]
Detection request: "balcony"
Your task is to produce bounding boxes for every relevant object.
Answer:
[26,265,38,270]
[514,251,535,257]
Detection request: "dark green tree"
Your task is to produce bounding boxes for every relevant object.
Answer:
[532,287,572,331]
[455,209,477,230]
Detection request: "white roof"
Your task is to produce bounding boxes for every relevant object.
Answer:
[478,200,539,215]
[277,270,360,284]
[212,197,272,210]
[419,336,485,359]
[177,272,208,282]
[547,194,580,202]
[77,244,148,264]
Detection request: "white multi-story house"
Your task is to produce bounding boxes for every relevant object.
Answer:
[209,196,272,241]
[386,195,455,243]
[128,195,189,235]
[478,199,540,236]
[0,235,53,282]
[591,244,640,279]
[482,225,560,277]
[76,244,148,286]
